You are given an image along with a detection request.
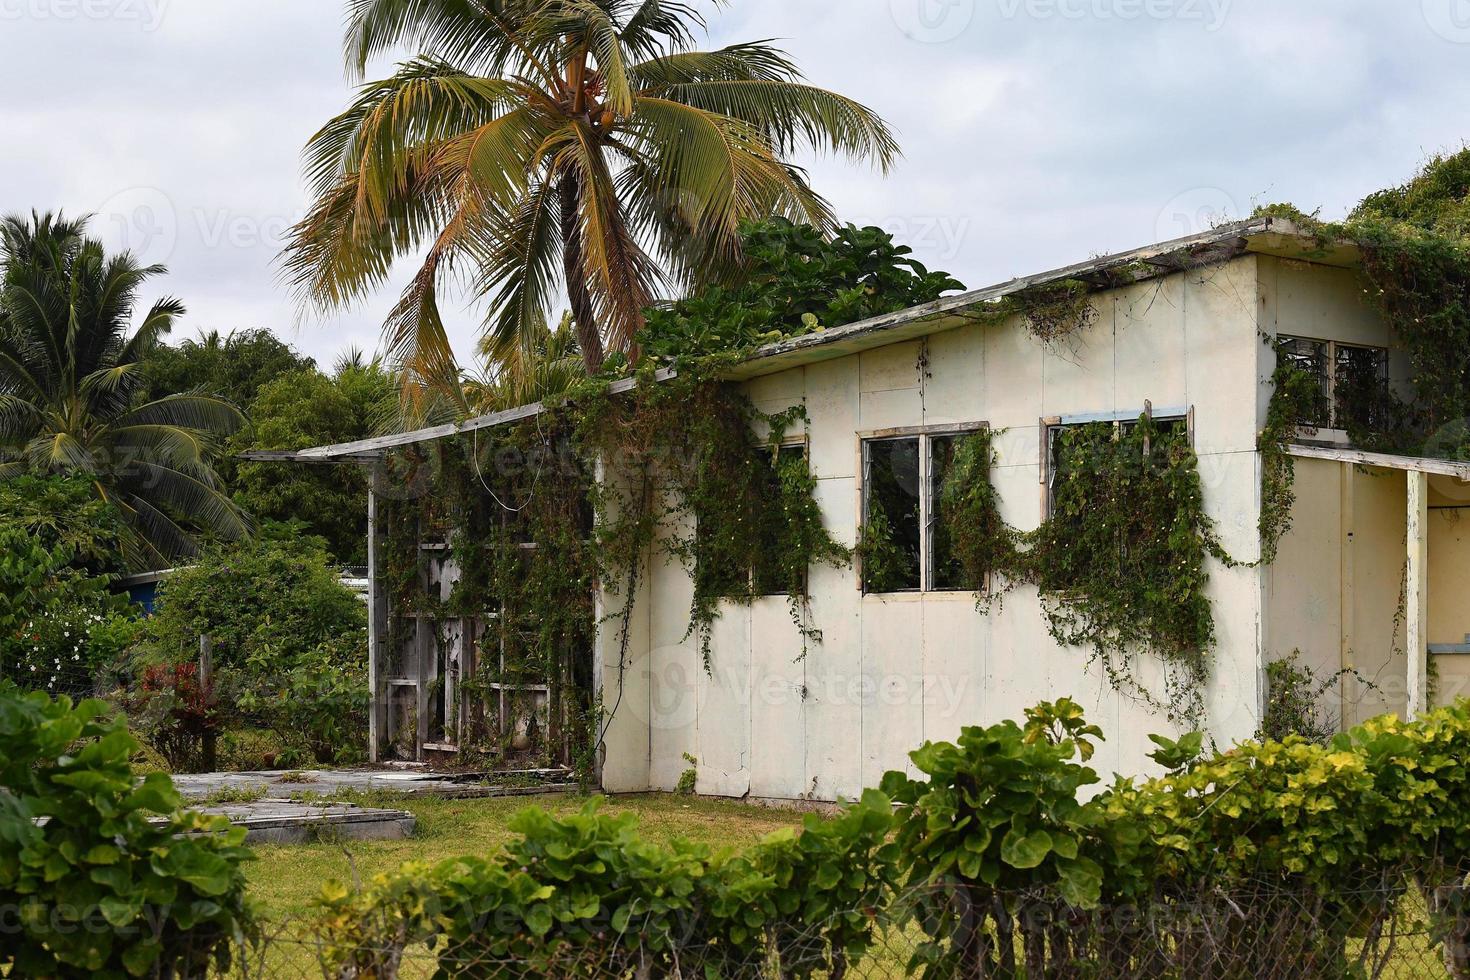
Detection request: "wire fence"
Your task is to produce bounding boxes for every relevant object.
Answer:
[216,878,1470,979]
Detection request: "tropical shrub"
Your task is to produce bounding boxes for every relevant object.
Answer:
[0,683,252,978]
[880,699,1114,978]
[128,533,368,768]
[317,795,897,978]
[0,528,138,698]
[639,218,965,363]
[748,790,897,978]
[311,698,1470,977]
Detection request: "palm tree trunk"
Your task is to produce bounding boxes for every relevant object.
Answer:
[558,171,606,374]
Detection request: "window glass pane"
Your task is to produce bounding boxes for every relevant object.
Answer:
[1334,344,1390,433]
[1276,336,1332,427]
[755,445,809,596]
[862,438,921,592]
[929,434,966,591]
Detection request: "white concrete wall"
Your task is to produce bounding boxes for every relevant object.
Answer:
[1259,256,1426,727]
[601,255,1272,799]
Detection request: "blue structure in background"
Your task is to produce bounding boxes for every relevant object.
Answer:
[113,569,173,615]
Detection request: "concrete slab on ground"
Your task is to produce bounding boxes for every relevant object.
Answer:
[171,766,577,802]
[177,800,416,845]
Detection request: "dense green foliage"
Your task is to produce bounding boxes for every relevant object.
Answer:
[231,359,395,563]
[0,529,137,700]
[1030,416,1230,725]
[0,212,250,568]
[310,696,1470,975]
[315,791,896,977]
[881,699,1108,976]
[640,219,965,363]
[128,534,368,768]
[0,684,251,978]
[0,474,128,575]
[933,429,1024,600]
[142,328,314,410]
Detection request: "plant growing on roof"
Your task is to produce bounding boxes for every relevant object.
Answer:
[638,218,965,363]
[288,0,900,402]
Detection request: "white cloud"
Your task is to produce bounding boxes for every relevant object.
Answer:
[1,0,1467,369]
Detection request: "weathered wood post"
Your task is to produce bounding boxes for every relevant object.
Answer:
[199,634,216,772]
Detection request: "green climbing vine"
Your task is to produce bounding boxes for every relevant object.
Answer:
[1030,416,1232,727]
[377,365,852,770]
[933,428,1028,602]
[1258,344,1333,565]
[575,369,849,669]
[919,419,1233,727]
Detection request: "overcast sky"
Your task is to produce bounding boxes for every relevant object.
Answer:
[4,0,1469,369]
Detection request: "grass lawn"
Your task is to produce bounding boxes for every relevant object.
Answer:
[243,791,808,921]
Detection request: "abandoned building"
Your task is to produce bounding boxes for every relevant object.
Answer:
[247,214,1470,801]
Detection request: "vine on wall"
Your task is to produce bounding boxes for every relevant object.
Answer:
[378,367,851,769]
[576,371,849,669]
[1258,348,1332,565]
[922,418,1233,727]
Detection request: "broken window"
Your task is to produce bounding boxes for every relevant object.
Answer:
[862,437,922,593]
[1045,412,1188,518]
[1334,342,1391,432]
[861,426,986,594]
[1277,335,1389,432]
[755,443,812,596]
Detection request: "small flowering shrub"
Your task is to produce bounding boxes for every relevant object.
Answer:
[0,529,137,698]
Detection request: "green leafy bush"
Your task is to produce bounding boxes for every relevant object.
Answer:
[880,699,1112,977]
[638,218,964,363]
[128,533,367,768]
[0,527,138,698]
[317,794,896,978]
[0,684,252,978]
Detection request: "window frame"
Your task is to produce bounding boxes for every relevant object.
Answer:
[1039,405,1193,519]
[856,420,989,595]
[1276,334,1390,431]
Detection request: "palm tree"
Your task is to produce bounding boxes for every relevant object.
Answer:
[465,311,584,413]
[0,212,251,569]
[286,0,899,395]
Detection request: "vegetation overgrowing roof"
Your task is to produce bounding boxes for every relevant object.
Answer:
[246,214,1336,462]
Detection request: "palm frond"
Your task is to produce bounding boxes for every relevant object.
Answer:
[118,296,185,364]
[116,393,245,434]
[122,461,254,542]
[655,80,900,167]
[620,0,708,60]
[630,42,800,87]
[474,180,563,361]
[343,0,557,83]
